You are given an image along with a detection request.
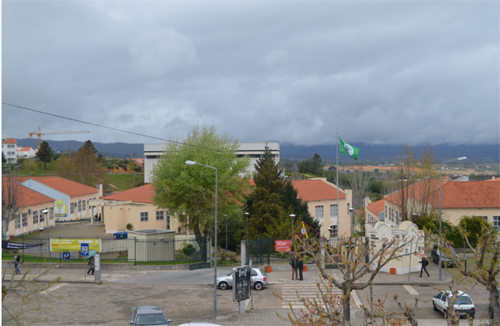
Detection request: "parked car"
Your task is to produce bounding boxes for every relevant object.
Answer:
[178,324,222,326]
[217,267,268,291]
[488,286,500,319]
[432,290,475,319]
[431,244,460,267]
[130,305,172,326]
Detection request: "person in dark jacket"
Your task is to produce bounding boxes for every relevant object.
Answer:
[87,256,95,275]
[297,257,304,281]
[291,256,298,280]
[420,257,430,277]
[13,251,21,275]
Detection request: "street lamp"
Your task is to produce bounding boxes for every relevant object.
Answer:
[185,160,218,320]
[224,214,228,260]
[244,212,249,244]
[42,209,50,262]
[349,207,354,237]
[290,214,295,251]
[131,172,136,187]
[439,156,466,281]
[39,227,44,258]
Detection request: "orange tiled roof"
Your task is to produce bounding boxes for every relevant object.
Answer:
[430,181,500,208]
[14,176,99,197]
[291,179,346,202]
[385,178,441,206]
[102,184,154,204]
[2,180,54,208]
[16,147,32,152]
[367,199,385,215]
[2,138,17,144]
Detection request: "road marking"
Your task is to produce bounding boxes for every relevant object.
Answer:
[403,285,419,295]
[40,283,67,295]
[281,284,350,309]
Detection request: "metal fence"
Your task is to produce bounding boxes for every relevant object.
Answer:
[246,238,295,266]
[3,235,210,266]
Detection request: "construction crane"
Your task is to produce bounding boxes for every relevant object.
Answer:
[29,127,90,149]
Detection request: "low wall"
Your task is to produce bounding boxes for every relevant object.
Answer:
[15,262,191,271]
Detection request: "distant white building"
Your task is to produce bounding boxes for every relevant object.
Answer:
[16,147,37,159]
[143,142,280,182]
[2,138,18,164]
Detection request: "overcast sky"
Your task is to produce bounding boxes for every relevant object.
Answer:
[2,1,499,147]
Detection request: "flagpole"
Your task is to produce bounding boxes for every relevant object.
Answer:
[336,128,339,246]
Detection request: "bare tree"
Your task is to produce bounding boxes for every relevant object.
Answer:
[348,170,371,210]
[2,175,24,239]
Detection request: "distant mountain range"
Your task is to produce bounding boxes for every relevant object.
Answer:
[15,138,500,163]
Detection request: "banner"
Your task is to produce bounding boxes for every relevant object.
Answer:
[275,240,291,252]
[50,239,101,252]
[1,241,43,250]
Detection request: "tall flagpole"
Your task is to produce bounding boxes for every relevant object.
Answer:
[336,128,339,246]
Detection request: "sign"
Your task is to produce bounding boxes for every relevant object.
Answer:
[50,239,101,252]
[62,252,71,260]
[233,266,251,302]
[81,243,89,257]
[95,253,100,271]
[275,240,291,252]
[301,227,307,235]
[54,200,67,217]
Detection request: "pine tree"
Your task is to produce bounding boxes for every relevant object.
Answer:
[247,145,286,239]
[36,141,53,169]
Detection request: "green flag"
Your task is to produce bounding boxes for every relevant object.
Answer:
[339,137,359,160]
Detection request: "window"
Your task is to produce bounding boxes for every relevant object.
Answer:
[22,213,28,227]
[50,207,54,220]
[140,212,148,222]
[78,201,81,212]
[15,215,20,229]
[70,203,75,214]
[166,214,171,230]
[329,225,338,238]
[493,216,500,231]
[315,205,324,219]
[330,204,338,218]
[33,210,39,224]
[39,210,45,223]
[347,203,350,212]
[156,211,164,220]
[82,200,86,212]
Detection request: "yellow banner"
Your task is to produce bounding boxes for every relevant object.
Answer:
[50,239,101,252]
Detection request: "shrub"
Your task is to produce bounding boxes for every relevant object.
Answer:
[183,244,196,256]
[126,223,133,231]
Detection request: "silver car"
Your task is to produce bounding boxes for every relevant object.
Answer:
[432,290,475,319]
[217,267,268,291]
[130,305,172,326]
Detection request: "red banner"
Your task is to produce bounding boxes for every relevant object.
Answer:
[275,240,291,252]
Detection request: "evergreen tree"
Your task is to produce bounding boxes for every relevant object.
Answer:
[82,140,98,155]
[247,145,286,239]
[2,152,6,164]
[280,180,321,236]
[36,141,53,169]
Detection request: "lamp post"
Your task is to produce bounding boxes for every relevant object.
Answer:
[185,160,218,320]
[131,172,136,187]
[39,227,44,258]
[224,214,228,260]
[290,214,295,251]
[244,212,249,244]
[42,209,50,262]
[439,156,466,281]
[349,207,354,237]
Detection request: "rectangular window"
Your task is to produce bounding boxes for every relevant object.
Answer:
[22,213,28,227]
[329,225,338,238]
[493,216,500,231]
[166,214,171,230]
[82,200,86,212]
[156,211,164,220]
[39,210,45,223]
[330,204,338,218]
[70,203,75,214]
[33,210,39,224]
[140,212,148,222]
[315,205,324,219]
[347,203,350,212]
[78,201,81,212]
[15,215,20,229]
[50,207,54,220]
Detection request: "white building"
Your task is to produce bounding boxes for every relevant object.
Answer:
[2,138,18,164]
[144,142,279,182]
[16,147,37,159]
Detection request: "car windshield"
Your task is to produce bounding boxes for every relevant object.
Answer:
[136,313,167,325]
[455,296,472,305]
[260,269,267,276]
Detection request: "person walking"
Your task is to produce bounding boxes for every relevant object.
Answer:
[13,251,21,275]
[87,255,95,275]
[297,257,304,281]
[420,257,430,277]
[291,256,298,280]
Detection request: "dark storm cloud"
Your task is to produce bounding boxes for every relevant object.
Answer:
[2,1,499,146]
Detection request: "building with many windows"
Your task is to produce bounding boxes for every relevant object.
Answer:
[2,138,18,164]
[143,142,279,182]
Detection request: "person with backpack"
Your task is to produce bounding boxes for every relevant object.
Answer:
[13,251,21,275]
[420,257,430,277]
[87,255,95,275]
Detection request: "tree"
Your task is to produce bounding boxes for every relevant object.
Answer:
[297,153,323,175]
[151,125,250,245]
[456,215,494,248]
[2,152,6,164]
[36,141,53,169]
[348,170,370,210]
[1,176,25,238]
[293,235,416,323]
[82,140,98,156]
[247,145,286,239]
[280,180,321,236]
[22,158,36,174]
[55,147,107,188]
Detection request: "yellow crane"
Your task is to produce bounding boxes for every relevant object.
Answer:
[29,127,90,149]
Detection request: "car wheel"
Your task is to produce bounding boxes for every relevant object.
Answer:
[433,303,438,311]
[219,282,228,290]
[443,310,448,319]
[254,282,263,291]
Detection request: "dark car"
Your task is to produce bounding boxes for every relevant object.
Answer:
[130,305,171,326]
[431,244,460,267]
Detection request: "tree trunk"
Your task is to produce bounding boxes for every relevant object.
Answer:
[490,286,500,321]
[343,286,351,322]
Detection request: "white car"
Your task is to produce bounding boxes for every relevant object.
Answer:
[216,267,268,291]
[432,290,475,319]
